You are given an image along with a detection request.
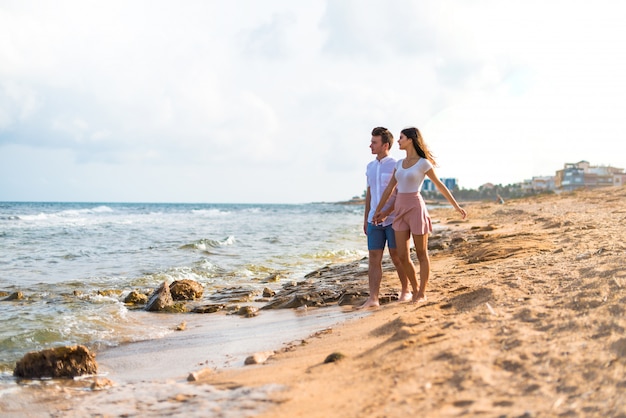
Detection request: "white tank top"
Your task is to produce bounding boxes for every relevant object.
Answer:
[395,158,433,193]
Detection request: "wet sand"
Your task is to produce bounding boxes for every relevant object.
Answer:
[1,308,368,417]
[3,186,626,417]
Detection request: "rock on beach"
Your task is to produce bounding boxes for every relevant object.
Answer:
[13,345,98,379]
[169,279,204,300]
[145,281,173,311]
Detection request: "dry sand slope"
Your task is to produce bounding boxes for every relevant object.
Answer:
[202,187,626,417]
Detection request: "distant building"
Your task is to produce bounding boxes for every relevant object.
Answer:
[614,173,626,187]
[521,176,556,192]
[422,178,457,192]
[555,161,624,191]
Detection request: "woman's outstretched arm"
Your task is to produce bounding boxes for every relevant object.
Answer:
[426,168,467,219]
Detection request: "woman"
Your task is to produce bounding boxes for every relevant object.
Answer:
[373,127,466,303]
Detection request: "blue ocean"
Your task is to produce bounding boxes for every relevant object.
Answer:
[0,201,366,377]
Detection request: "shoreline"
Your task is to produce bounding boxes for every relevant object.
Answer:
[1,306,371,417]
[95,306,370,383]
[3,187,626,417]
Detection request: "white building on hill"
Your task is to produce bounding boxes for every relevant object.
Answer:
[555,161,624,191]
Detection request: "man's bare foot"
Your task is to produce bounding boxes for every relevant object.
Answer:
[398,291,412,303]
[356,298,380,310]
[411,293,427,304]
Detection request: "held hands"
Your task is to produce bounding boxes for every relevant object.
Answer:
[375,206,466,223]
[372,211,386,225]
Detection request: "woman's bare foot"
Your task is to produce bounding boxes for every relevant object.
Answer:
[398,290,412,303]
[411,293,427,304]
[356,297,380,310]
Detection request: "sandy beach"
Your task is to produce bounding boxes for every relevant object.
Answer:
[3,186,626,417]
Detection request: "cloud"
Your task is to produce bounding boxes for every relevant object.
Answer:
[242,12,298,60]
[321,0,443,57]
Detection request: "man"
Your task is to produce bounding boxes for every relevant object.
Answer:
[358,127,411,309]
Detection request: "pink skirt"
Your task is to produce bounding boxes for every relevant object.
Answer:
[392,192,432,235]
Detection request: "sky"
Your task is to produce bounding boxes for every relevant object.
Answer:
[1,0,625,203]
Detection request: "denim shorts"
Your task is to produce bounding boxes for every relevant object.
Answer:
[367,222,397,250]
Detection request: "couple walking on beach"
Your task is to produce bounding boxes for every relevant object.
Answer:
[359,126,467,308]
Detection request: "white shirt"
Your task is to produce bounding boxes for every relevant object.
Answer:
[395,158,433,193]
[366,156,397,226]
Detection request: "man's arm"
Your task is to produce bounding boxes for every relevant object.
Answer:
[363,187,371,235]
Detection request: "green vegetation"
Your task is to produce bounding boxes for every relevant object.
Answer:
[423,183,554,202]
[360,183,554,203]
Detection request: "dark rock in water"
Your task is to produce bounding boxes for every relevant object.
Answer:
[304,266,332,278]
[209,287,259,303]
[170,279,204,301]
[169,302,188,313]
[236,306,259,317]
[191,304,226,314]
[259,258,375,310]
[97,289,122,297]
[262,287,276,297]
[263,293,326,309]
[14,345,98,379]
[337,291,366,306]
[146,281,173,312]
[124,290,148,305]
[3,291,24,301]
[263,273,280,282]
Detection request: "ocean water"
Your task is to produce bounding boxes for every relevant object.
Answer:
[0,201,367,376]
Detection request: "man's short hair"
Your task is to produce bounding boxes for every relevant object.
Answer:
[371,127,394,149]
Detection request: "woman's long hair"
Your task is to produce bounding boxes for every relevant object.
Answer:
[401,127,437,166]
